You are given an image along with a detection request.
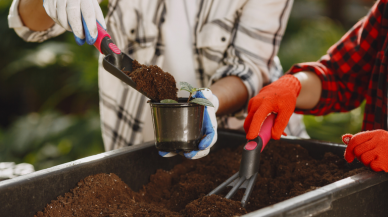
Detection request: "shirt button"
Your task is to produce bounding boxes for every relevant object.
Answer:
[131,29,135,34]
[221,37,226,42]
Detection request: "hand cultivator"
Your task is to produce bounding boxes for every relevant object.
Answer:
[208,114,275,207]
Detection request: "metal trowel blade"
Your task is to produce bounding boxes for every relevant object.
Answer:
[102,53,158,102]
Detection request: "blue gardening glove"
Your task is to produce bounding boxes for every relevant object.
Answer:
[43,0,106,45]
[159,89,219,160]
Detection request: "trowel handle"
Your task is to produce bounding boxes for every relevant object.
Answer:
[93,22,122,56]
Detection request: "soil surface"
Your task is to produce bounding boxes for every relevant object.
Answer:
[124,60,178,101]
[35,140,367,217]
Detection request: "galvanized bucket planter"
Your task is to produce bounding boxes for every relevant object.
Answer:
[149,98,204,152]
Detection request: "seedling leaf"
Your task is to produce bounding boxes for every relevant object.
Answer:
[179,82,195,93]
[193,88,207,92]
[160,99,178,103]
[190,98,214,107]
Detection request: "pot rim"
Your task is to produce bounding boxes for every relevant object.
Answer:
[148,97,204,108]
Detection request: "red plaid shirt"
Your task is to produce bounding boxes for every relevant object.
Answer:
[287,0,388,131]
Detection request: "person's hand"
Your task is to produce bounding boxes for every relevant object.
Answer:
[342,130,388,172]
[159,89,219,160]
[43,0,106,45]
[244,75,301,140]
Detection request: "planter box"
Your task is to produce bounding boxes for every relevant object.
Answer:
[1,130,387,217]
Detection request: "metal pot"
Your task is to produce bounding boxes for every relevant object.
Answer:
[149,98,205,152]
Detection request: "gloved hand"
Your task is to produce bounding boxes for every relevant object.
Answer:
[43,0,106,45]
[342,130,388,172]
[244,75,301,140]
[159,89,219,160]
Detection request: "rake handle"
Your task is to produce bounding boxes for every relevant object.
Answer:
[239,114,275,179]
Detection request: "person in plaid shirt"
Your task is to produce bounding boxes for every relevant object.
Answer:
[244,0,388,172]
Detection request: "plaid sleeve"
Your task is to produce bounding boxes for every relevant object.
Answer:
[287,4,382,116]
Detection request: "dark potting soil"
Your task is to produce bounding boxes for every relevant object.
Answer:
[124,60,178,101]
[35,140,367,217]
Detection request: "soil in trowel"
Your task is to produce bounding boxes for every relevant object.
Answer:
[35,140,367,217]
[123,60,178,101]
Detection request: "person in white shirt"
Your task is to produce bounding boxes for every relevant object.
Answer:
[9,0,308,159]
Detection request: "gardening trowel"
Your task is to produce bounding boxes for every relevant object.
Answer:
[93,22,158,102]
[207,113,275,207]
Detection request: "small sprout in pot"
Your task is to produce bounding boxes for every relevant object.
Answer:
[159,82,214,107]
[160,99,178,103]
[189,98,214,107]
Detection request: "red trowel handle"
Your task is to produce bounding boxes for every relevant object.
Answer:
[93,22,121,55]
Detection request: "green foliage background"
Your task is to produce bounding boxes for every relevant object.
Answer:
[0,0,110,170]
[0,0,372,170]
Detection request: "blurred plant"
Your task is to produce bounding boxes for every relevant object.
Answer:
[0,111,104,170]
[278,17,345,71]
[0,0,105,170]
[303,102,365,143]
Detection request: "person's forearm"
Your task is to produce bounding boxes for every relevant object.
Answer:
[293,71,322,110]
[210,76,249,116]
[19,0,54,31]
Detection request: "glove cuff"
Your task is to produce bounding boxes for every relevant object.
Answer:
[212,94,220,112]
[342,134,353,145]
[279,74,302,97]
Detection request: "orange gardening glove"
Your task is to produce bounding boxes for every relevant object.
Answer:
[342,130,388,172]
[244,74,301,140]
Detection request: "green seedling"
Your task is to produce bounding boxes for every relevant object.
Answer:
[160,99,179,103]
[160,82,214,107]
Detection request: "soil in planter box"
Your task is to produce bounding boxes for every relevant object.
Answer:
[35,140,367,217]
[123,60,178,101]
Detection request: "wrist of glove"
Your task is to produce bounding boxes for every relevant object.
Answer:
[342,130,388,172]
[244,75,301,140]
[43,0,106,45]
[159,89,218,160]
